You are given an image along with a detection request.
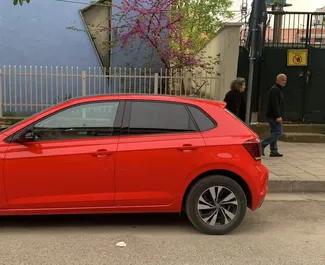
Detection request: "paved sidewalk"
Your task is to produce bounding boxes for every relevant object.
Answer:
[263,142,325,192]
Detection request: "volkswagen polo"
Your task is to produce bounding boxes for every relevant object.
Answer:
[0,94,268,235]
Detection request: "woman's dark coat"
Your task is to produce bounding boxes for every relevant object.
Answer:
[224,90,246,121]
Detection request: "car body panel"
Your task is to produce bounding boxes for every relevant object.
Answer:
[3,137,118,209]
[0,94,269,216]
[0,138,9,209]
[115,132,206,206]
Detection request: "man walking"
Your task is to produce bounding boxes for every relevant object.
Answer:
[261,74,287,157]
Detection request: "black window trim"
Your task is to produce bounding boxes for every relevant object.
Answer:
[185,103,217,132]
[4,100,126,143]
[120,99,201,137]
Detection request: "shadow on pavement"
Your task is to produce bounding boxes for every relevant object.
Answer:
[0,213,191,228]
[0,212,260,235]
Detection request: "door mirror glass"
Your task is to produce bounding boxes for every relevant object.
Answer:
[19,131,35,142]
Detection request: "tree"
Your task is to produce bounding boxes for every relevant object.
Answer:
[13,0,233,70]
[13,0,30,6]
[14,0,233,94]
[113,0,233,94]
[176,0,233,56]
[115,0,233,70]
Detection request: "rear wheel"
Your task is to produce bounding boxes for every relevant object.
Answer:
[185,175,247,235]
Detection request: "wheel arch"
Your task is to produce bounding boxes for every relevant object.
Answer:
[181,169,252,210]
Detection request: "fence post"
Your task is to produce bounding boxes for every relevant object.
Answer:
[154,73,159,94]
[0,69,3,118]
[81,71,87,96]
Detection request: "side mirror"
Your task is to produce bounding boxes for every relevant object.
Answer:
[19,131,35,142]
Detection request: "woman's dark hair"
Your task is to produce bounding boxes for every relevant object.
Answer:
[230,77,246,92]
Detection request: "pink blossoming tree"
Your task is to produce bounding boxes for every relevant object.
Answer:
[15,0,233,93]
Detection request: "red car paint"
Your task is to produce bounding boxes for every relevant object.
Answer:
[0,94,268,216]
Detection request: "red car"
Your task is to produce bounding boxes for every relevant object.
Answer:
[0,94,268,235]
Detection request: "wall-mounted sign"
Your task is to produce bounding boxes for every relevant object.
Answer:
[287,49,308,66]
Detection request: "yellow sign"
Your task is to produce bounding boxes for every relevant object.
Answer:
[287,49,308,66]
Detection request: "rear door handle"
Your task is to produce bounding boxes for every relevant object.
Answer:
[177,144,198,151]
[91,149,113,157]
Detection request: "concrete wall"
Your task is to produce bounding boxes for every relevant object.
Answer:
[0,0,162,69]
[81,0,163,70]
[0,0,164,115]
[197,23,243,100]
[0,0,100,68]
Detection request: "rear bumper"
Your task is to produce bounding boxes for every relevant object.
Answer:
[250,165,269,211]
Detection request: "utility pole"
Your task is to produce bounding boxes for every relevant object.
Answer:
[245,0,291,124]
[245,0,259,124]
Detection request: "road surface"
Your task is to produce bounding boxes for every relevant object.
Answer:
[0,194,325,265]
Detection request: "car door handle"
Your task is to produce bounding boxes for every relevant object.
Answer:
[91,149,113,157]
[177,144,198,151]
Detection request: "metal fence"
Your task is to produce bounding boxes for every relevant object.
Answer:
[264,11,325,48]
[241,11,325,48]
[0,65,221,117]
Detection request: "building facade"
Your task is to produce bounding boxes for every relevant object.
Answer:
[0,0,164,115]
[0,0,162,69]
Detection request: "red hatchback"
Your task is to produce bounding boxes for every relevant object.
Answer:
[0,94,268,235]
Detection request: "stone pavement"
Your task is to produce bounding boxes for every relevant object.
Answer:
[263,142,325,192]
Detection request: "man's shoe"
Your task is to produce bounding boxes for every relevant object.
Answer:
[270,152,283,157]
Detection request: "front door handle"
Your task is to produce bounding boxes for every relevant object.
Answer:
[91,149,113,157]
[177,144,198,151]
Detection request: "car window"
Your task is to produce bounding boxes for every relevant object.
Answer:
[129,101,197,135]
[32,101,120,140]
[188,105,216,132]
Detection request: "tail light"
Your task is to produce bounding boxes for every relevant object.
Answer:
[243,139,262,161]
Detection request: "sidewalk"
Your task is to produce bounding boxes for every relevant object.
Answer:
[263,142,325,192]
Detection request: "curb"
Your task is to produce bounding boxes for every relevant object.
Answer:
[268,180,325,193]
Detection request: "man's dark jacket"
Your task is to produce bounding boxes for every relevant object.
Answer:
[266,83,284,119]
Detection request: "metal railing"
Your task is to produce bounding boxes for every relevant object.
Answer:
[0,65,221,117]
[241,11,325,48]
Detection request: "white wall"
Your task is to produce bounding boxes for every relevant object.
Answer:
[196,23,243,100]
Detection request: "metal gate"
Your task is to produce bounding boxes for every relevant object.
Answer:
[304,47,325,123]
[238,11,325,123]
[259,47,307,122]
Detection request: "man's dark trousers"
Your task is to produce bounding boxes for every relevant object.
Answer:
[262,118,283,153]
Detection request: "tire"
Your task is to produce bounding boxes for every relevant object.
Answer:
[185,175,247,235]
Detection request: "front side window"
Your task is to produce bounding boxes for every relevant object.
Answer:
[32,101,120,140]
[128,101,197,135]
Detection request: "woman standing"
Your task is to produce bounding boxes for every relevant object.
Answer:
[223,77,246,121]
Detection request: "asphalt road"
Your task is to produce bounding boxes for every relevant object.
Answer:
[0,195,325,265]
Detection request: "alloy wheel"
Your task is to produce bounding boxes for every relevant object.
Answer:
[197,186,239,226]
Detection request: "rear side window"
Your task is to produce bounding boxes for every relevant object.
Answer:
[188,105,216,132]
[129,101,197,135]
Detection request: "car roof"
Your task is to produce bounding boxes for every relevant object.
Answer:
[64,94,226,108]
[0,94,226,137]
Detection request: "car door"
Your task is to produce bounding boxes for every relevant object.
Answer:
[3,100,124,209]
[114,100,207,207]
